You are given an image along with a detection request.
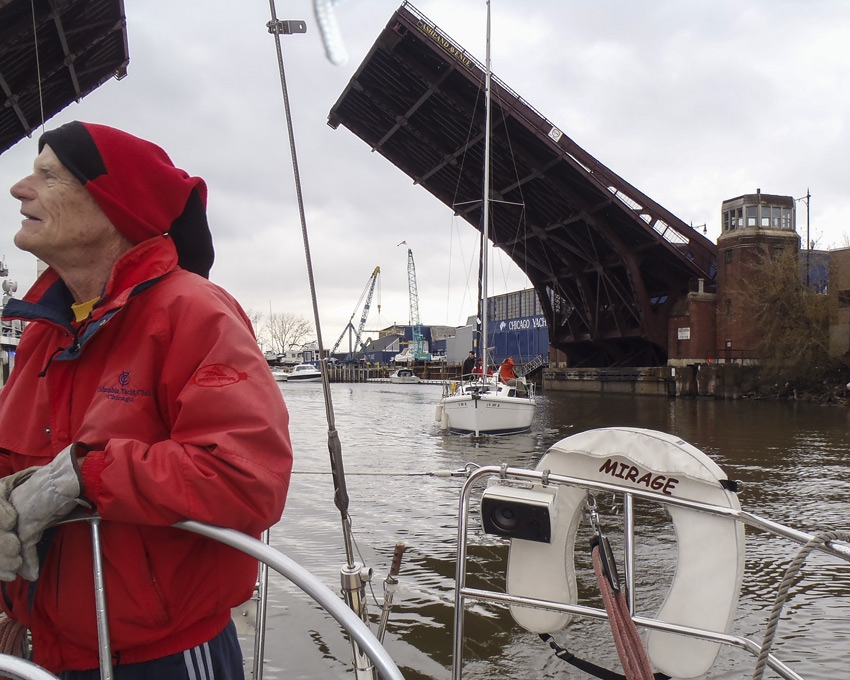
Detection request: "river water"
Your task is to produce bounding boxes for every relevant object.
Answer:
[255,382,850,679]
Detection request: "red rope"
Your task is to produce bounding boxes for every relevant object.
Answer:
[592,544,654,680]
[0,613,28,680]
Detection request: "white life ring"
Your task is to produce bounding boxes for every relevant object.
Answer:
[505,427,744,679]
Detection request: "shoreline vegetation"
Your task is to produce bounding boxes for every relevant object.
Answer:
[735,249,849,407]
[744,364,850,406]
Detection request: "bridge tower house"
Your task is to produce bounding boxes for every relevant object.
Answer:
[715,190,800,363]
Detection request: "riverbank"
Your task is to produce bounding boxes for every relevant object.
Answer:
[318,361,850,406]
[744,366,850,406]
[543,363,850,406]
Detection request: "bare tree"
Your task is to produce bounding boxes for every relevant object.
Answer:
[261,312,314,354]
[736,248,834,388]
[242,308,264,337]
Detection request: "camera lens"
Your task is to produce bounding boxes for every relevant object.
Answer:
[492,505,518,531]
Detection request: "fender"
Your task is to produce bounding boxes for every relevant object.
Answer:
[506,427,744,679]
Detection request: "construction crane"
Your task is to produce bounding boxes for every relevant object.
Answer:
[404,247,431,360]
[330,266,380,362]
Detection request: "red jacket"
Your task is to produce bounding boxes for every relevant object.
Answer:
[0,236,292,672]
[499,359,516,381]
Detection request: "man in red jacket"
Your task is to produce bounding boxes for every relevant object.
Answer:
[0,121,293,678]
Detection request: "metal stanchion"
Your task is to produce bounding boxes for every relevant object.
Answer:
[89,518,113,680]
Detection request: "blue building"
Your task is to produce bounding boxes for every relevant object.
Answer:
[427,288,549,368]
[358,289,550,369]
[484,288,549,365]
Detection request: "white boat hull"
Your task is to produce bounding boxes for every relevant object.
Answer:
[389,369,420,384]
[287,364,322,382]
[438,382,534,435]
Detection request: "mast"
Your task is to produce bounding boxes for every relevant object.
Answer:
[480,0,492,373]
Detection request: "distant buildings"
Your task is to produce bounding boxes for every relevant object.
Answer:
[668,190,846,366]
[361,190,847,371]
[2,190,845,381]
[0,261,22,384]
[430,189,848,371]
[357,292,549,369]
[830,248,850,358]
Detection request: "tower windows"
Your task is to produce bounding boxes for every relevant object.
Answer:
[721,197,795,234]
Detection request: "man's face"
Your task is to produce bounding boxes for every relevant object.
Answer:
[10,144,115,266]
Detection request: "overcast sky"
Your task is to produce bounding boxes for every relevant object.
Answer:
[1,0,848,349]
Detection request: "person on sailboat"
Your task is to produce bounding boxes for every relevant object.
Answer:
[461,351,475,378]
[471,357,493,377]
[499,357,527,395]
[0,121,292,679]
[499,357,516,381]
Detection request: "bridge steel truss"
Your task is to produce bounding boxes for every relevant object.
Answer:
[328,3,718,367]
[0,0,128,155]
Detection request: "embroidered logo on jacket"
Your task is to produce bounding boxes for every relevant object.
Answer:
[97,372,152,403]
[192,364,248,387]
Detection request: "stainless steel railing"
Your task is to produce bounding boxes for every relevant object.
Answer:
[0,516,405,680]
[451,464,850,680]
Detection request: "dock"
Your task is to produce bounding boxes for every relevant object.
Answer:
[321,366,456,384]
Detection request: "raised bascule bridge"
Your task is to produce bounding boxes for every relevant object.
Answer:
[0,0,128,155]
[328,2,717,368]
[0,0,128,376]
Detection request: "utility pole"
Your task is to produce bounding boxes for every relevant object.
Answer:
[797,189,812,288]
[806,188,811,289]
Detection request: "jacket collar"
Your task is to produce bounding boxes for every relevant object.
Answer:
[3,236,180,330]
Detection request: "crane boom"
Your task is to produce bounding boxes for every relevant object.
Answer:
[351,266,380,355]
[406,249,420,326]
[405,249,431,360]
[330,266,381,360]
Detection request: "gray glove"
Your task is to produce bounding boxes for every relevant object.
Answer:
[9,446,89,581]
[0,468,38,581]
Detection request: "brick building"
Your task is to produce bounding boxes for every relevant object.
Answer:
[668,190,801,366]
[715,191,800,362]
[829,248,850,358]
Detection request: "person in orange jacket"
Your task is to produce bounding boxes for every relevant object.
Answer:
[499,356,517,381]
[0,121,293,678]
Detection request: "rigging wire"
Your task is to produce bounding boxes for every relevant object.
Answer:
[442,22,483,336]
[446,215,477,327]
[480,0,493,367]
[30,0,45,132]
[266,0,356,570]
[496,96,532,290]
[292,469,465,477]
[485,91,532,304]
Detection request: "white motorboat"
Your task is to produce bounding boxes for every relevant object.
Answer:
[389,368,420,384]
[270,367,289,382]
[286,363,321,382]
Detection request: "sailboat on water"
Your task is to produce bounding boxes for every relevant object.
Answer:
[435,3,535,437]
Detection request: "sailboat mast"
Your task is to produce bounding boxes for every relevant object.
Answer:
[480,0,492,371]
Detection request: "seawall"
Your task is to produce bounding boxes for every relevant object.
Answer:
[542,364,761,399]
